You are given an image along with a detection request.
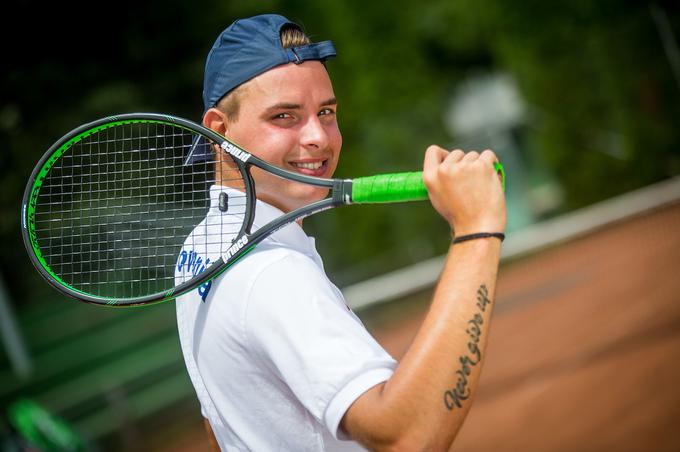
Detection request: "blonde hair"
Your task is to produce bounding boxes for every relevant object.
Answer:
[216,24,311,122]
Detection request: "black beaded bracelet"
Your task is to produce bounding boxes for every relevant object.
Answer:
[452,232,505,244]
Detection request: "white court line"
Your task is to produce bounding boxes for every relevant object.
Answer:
[344,176,680,310]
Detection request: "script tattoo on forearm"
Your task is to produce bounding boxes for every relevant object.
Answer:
[443,284,492,411]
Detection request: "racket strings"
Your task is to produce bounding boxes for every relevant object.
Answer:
[33,121,248,298]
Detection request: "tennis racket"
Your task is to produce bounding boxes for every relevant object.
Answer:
[21,113,505,307]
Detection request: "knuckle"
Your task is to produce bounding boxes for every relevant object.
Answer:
[422,171,435,187]
[465,151,480,160]
[481,149,496,160]
[426,144,443,154]
[437,163,449,176]
[450,150,465,161]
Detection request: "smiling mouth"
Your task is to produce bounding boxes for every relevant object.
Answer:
[289,159,330,177]
[291,161,325,170]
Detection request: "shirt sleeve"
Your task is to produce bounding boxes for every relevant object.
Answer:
[243,251,397,440]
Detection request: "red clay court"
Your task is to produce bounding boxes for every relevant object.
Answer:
[369,198,680,451]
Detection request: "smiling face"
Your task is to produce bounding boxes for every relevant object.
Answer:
[206,61,342,213]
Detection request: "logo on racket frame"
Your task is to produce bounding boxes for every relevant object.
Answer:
[221,142,251,163]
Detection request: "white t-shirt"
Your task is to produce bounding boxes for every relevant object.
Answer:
[175,186,397,451]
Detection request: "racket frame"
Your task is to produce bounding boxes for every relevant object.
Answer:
[21,113,353,307]
[22,113,503,307]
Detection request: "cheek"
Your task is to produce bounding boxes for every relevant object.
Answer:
[230,128,291,164]
[328,126,342,156]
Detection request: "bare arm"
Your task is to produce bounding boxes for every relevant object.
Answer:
[204,418,220,452]
[341,147,506,451]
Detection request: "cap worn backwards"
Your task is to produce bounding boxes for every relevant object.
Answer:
[204,13,337,111]
[186,14,337,165]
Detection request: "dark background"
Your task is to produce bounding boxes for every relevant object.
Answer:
[3,0,678,301]
[0,1,678,449]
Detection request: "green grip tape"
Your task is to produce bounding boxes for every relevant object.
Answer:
[351,162,505,204]
[352,171,428,204]
[495,161,506,192]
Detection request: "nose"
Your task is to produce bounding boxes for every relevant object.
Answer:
[299,115,329,150]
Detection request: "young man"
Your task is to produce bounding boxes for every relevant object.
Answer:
[176,14,506,451]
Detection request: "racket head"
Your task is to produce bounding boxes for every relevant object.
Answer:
[21,113,255,307]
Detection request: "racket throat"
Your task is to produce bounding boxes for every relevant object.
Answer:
[332,179,353,206]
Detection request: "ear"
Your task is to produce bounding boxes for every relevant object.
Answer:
[203,108,228,136]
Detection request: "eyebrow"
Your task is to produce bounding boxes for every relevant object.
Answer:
[264,97,337,112]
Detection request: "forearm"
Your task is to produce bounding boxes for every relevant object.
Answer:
[344,237,501,450]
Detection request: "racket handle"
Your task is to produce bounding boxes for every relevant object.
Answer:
[351,162,506,204]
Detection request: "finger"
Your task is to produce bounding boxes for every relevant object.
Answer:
[479,150,503,179]
[480,149,497,164]
[424,145,449,171]
[444,149,465,164]
[462,150,480,162]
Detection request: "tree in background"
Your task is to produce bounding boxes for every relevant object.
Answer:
[435,0,680,209]
[2,0,678,302]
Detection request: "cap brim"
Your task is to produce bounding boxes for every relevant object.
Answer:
[184,135,214,166]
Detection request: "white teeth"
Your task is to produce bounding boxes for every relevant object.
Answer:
[292,161,323,170]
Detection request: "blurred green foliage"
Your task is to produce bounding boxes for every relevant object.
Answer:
[2,0,678,301]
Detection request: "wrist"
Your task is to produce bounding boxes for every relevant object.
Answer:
[450,222,506,238]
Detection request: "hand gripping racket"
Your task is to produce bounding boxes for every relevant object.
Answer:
[21,113,505,307]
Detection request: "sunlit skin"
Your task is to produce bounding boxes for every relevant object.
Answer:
[203,61,342,213]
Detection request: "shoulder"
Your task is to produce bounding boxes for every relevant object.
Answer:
[249,245,326,287]
[238,245,349,330]
[208,244,336,316]
[238,245,342,321]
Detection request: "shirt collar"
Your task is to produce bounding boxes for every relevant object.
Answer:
[209,185,319,260]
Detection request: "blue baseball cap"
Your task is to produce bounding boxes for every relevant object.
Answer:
[185,14,337,165]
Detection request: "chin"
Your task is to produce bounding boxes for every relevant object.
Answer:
[288,186,329,209]
[262,186,329,213]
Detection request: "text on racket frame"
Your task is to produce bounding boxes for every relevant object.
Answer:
[221,141,251,162]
